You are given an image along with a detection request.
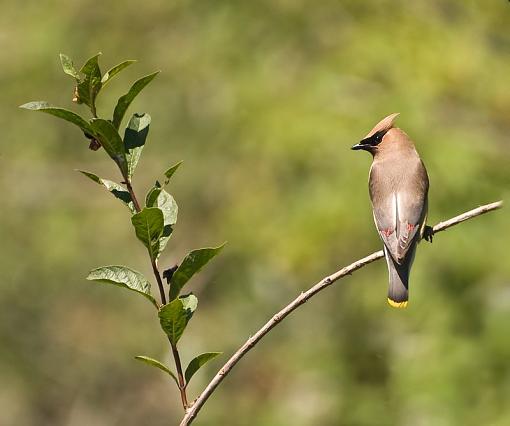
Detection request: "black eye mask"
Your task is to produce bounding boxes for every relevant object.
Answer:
[361,130,386,147]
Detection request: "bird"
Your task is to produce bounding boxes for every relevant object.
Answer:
[351,113,430,308]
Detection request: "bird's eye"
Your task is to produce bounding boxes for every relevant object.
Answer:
[373,132,384,145]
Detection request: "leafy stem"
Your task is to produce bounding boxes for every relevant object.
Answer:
[122,171,168,307]
[122,169,185,406]
[22,52,223,419]
[136,185,187,408]
[120,169,167,301]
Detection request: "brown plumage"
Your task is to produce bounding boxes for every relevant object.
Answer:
[352,113,429,308]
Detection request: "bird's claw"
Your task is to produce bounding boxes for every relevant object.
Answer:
[423,225,434,243]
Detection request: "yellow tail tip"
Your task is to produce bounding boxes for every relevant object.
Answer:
[387,298,408,308]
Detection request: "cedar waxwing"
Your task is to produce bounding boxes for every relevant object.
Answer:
[352,113,429,308]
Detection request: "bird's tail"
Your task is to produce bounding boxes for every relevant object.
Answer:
[384,246,415,308]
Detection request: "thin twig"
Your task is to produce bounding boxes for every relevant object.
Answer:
[171,341,189,409]
[429,201,503,234]
[126,179,142,213]
[151,258,167,306]
[180,200,503,425]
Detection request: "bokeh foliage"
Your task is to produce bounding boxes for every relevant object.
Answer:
[1,1,509,425]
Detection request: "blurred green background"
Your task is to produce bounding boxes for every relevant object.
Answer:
[1,1,509,425]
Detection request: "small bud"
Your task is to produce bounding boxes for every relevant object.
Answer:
[88,139,101,151]
[72,86,80,103]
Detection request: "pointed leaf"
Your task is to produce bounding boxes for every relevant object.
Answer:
[90,119,128,175]
[60,53,79,79]
[162,161,183,186]
[134,356,179,385]
[145,163,181,256]
[185,352,222,384]
[76,53,102,108]
[79,52,102,75]
[169,245,225,300]
[87,265,157,307]
[131,207,164,260]
[101,60,136,86]
[112,71,160,129]
[158,294,198,345]
[146,188,178,256]
[124,113,150,179]
[149,161,183,193]
[19,102,94,135]
[78,170,135,213]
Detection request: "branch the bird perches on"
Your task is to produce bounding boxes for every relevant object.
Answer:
[180,200,503,425]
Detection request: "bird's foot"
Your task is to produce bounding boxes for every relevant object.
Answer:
[423,225,434,243]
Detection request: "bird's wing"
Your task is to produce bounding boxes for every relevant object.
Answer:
[370,160,428,264]
[370,191,400,260]
[393,190,427,261]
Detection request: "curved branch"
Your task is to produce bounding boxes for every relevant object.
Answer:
[180,200,503,425]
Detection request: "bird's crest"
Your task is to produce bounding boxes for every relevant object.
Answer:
[364,113,400,139]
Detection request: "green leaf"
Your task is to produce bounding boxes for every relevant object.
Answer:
[158,294,198,345]
[112,71,160,130]
[184,352,222,384]
[78,170,135,213]
[134,356,179,385]
[87,265,157,307]
[145,189,177,222]
[89,119,128,175]
[131,207,164,260]
[124,113,150,179]
[155,190,178,254]
[145,187,162,207]
[59,53,79,79]
[169,245,225,300]
[76,53,102,108]
[148,161,183,193]
[80,52,102,75]
[101,60,137,86]
[19,102,94,135]
[144,162,181,256]
[146,188,178,256]
[162,161,183,186]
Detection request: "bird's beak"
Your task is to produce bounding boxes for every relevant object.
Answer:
[351,139,370,151]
